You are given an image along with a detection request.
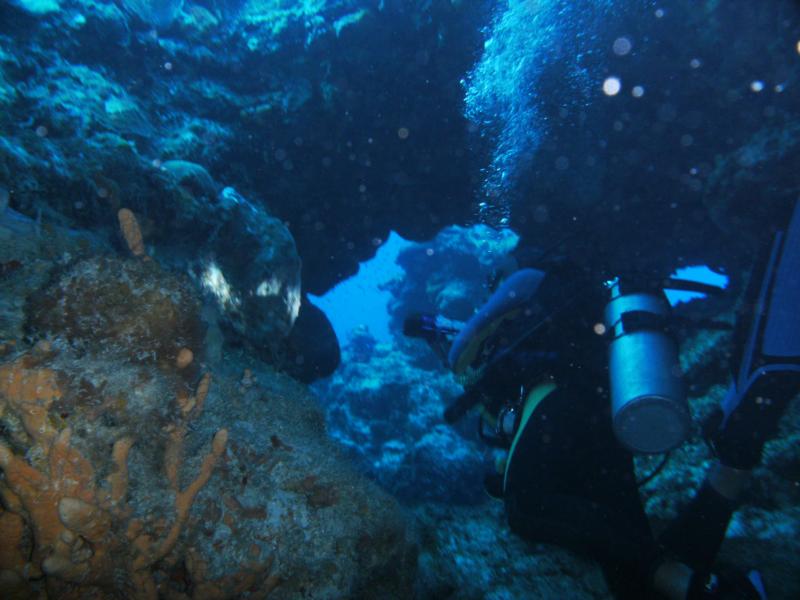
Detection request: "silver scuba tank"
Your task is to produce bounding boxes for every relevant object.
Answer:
[604,279,691,454]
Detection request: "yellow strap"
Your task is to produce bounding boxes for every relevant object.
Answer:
[453,307,522,374]
[503,381,557,494]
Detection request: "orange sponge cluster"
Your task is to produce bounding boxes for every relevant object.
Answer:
[0,349,228,599]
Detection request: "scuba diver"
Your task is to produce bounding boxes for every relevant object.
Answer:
[403,201,800,599]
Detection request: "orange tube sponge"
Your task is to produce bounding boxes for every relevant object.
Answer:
[1,352,231,598]
[0,357,61,447]
[118,208,146,258]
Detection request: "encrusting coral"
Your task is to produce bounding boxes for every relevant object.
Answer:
[0,348,228,599]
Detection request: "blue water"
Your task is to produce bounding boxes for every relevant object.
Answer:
[665,265,729,305]
[309,231,410,345]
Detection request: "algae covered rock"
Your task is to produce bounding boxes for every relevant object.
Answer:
[0,340,418,599]
[2,205,415,599]
[26,255,204,367]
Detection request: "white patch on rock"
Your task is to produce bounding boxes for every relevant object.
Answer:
[202,263,240,309]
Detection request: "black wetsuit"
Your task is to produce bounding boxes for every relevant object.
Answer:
[443,202,799,599]
[496,265,737,599]
[503,379,738,599]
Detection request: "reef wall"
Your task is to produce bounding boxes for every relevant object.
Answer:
[0,208,417,598]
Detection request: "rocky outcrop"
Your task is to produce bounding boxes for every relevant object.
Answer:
[0,0,485,296]
[0,208,417,599]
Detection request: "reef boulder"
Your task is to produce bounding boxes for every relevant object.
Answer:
[26,255,204,368]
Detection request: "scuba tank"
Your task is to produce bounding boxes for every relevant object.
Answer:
[415,267,728,457]
[604,278,690,454]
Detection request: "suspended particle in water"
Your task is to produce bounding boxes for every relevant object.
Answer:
[612,37,632,56]
[35,125,48,137]
[554,156,569,170]
[632,85,645,98]
[602,77,622,96]
[532,205,549,223]
[750,80,764,93]
[774,84,785,93]
[658,103,678,123]
[397,127,410,139]
[690,58,702,69]
[680,134,694,147]
[593,323,607,336]
[655,8,665,18]
[425,248,434,256]
[164,62,173,71]
[796,40,800,55]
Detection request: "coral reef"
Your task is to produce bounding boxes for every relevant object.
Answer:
[0,346,228,598]
[0,0,483,295]
[314,225,519,503]
[0,208,417,598]
[385,225,519,327]
[314,329,486,504]
[1,1,799,597]
[0,337,417,598]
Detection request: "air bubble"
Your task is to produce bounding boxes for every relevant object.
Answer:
[602,77,621,96]
[612,37,632,56]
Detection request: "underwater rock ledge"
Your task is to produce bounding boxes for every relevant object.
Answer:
[0,215,417,599]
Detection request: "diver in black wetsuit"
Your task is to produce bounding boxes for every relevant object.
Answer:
[404,201,800,600]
